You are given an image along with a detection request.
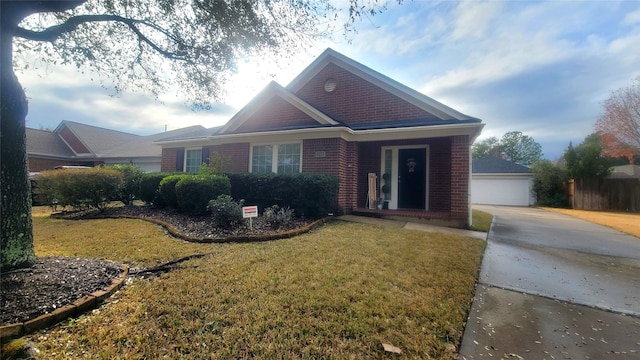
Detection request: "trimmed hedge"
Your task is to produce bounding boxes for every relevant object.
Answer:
[175,175,231,214]
[158,174,189,209]
[227,173,339,218]
[139,172,174,206]
[34,168,123,211]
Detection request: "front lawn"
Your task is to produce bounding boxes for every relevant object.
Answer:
[29,216,484,358]
[542,207,640,238]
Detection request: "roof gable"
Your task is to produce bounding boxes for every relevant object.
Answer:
[472,157,531,174]
[56,120,140,155]
[26,128,75,157]
[287,48,471,121]
[218,82,338,134]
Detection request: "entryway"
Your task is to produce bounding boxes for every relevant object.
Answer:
[380,146,428,210]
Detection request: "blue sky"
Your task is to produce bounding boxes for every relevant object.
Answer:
[19,0,640,160]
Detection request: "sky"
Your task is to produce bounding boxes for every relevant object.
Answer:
[17,0,640,161]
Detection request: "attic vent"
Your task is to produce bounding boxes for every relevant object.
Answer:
[324,79,337,93]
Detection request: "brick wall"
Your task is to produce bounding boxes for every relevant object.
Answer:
[234,97,319,133]
[58,127,90,154]
[210,143,250,173]
[161,148,179,172]
[302,138,356,213]
[450,135,470,223]
[295,63,434,124]
[429,138,452,212]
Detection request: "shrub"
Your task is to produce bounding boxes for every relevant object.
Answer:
[175,175,231,214]
[139,172,172,206]
[263,205,294,227]
[158,174,189,208]
[110,164,144,205]
[208,195,244,229]
[227,173,338,218]
[532,160,570,208]
[34,168,122,211]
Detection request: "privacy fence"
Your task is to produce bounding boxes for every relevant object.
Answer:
[569,178,640,212]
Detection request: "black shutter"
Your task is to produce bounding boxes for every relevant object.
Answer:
[201,147,210,166]
[176,148,184,172]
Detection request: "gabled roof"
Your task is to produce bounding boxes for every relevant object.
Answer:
[26,128,75,158]
[287,48,472,121]
[103,125,207,158]
[472,157,531,174]
[217,81,339,134]
[55,120,140,156]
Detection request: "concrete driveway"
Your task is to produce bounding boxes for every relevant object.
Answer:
[460,205,640,359]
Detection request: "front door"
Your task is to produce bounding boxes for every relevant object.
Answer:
[398,148,426,209]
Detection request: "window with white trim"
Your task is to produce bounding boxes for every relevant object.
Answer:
[185,148,202,173]
[251,143,301,174]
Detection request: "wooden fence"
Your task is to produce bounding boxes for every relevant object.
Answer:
[569,178,640,212]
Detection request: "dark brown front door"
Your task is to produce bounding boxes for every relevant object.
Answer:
[398,148,426,209]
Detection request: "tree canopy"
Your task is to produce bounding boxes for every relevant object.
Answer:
[0,0,393,271]
[595,76,640,164]
[9,0,386,104]
[564,133,611,179]
[472,131,543,166]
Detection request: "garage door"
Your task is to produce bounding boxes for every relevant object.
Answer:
[472,176,533,206]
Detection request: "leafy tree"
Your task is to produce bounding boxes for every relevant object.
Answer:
[471,136,499,160]
[472,131,542,165]
[564,133,612,179]
[0,0,391,271]
[595,76,640,164]
[531,160,569,208]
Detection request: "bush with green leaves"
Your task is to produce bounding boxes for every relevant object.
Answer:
[139,172,173,206]
[175,175,231,214]
[532,160,570,208]
[158,174,189,208]
[208,195,244,229]
[227,173,338,218]
[33,168,122,211]
[263,205,294,227]
[110,164,144,205]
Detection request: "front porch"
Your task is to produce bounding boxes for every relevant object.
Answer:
[351,207,467,229]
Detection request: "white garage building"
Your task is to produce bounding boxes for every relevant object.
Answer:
[471,157,535,206]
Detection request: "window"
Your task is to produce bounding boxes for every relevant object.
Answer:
[185,148,202,173]
[251,143,301,174]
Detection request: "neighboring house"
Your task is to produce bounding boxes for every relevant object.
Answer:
[607,164,640,179]
[471,156,535,206]
[156,48,484,227]
[27,120,205,173]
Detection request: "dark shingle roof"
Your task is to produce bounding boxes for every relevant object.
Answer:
[472,157,531,174]
[26,128,75,157]
[58,120,140,155]
[103,125,207,157]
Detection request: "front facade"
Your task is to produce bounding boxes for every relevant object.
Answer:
[157,49,484,227]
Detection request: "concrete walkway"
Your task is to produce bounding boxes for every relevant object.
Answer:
[336,214,487,239]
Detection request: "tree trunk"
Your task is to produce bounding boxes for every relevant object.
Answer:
[1,7,35,271]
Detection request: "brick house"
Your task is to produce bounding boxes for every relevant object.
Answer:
[156,49,484,227]
[27,121,205,173]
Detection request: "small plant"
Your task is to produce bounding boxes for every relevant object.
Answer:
[208,195,244,229]
[263,205,294,227]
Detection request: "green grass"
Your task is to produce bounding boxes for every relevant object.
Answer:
[471,209,493,232]
[29,216,484,359]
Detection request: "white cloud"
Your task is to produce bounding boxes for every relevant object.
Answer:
[449,0,503,41]
[623,9,640,25]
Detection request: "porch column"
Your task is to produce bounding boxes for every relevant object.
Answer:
[451,135,470,227]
